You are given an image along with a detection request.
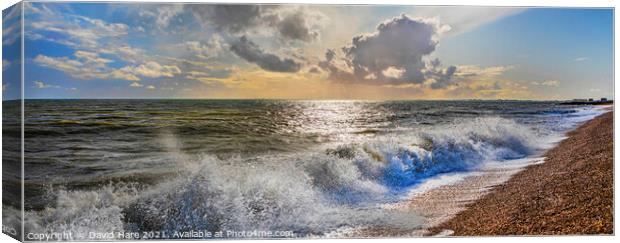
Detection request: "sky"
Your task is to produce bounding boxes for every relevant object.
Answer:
[1,2,614,100]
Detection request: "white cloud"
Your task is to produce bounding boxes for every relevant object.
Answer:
[320,15,455,87]
[440,65,523,98]
[130,82,144,88]
[156,5,184,29]
[2,21,20,46]
[122,61,182,78]
[2,4,21,46]
[382,67,405,79]
[573,57,589,62]
[185,69,232,81]
[454,65,513,77]
[35,51,183,81]
[74,50,114,67]
[146,85,156,90]
[26,5,143,65]
[29,15,129,49]
[76,15,129,35]
[99,45,145,64]
[531,80,560,87]
[183,34,226,59]
[34,52,140,81]
[34,80,60,89]
[2,59,10,71]
[139,4,184,30]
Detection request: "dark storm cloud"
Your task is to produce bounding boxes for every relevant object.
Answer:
[320,14,457,87]
[275,11,319,42]
[427,59,457,89]
[190,5,264,33]
[318,49,357,81]
[189,5,320,72]
[190,5,320,43]
[230,36,301,72]
[429,65,457,89]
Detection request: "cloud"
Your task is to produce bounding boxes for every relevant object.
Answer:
[130,82,144,88]
[2,21,20,46]
[276,11,316,42]
[183,34,226,59]
[2,59,10,71]
[476,81,503,91]
[76,15,129,34]
[320,14,456,87]
[270,8,324,42]
[454,65,513,77]
[190,5,265,33]
[434,65,531,99]
[34,52,140,81]
[146,85,156,90]
[35,50,182,81]
[29,15,129,49]
[26,4,188,83]
[531,80,560,87]
[308,66,321,74]
[122,61,182,78]
[155,5,184,29]
[573,57,589,62]
[185,69,233,80]
[139,4,184,30]
[428,62,457,89]
[190,5,323,43]
[26,4,145,65]
[98,45,145,64]
[73,50,114,67]
[33,80,60,89]
[230,36,301,72]
[2,4,21,46]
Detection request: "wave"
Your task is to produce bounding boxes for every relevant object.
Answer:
[24,116,543,238]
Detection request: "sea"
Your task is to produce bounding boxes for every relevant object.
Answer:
[1,99,608,239]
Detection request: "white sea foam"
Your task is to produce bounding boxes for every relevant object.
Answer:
[22,109,604,238]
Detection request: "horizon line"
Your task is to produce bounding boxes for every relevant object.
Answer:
[2,98,603,102]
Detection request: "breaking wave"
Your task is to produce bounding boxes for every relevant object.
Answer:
[24,117,543,238]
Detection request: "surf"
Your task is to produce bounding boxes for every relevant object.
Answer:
[22,114,559,238]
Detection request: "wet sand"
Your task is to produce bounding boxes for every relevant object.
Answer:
[427,111,614,235]
[364,157,548,237]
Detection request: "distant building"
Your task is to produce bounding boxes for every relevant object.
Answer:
[601,98,608,101]
[588,98,594,101]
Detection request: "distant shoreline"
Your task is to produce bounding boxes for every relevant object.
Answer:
[559,100,613,105]
[429,111,613,235]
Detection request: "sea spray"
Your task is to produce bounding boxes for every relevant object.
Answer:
[22,116,552,238]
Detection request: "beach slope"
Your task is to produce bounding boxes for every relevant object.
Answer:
[432,111,613,235]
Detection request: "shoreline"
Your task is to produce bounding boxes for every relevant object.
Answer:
[426,111,614,235]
